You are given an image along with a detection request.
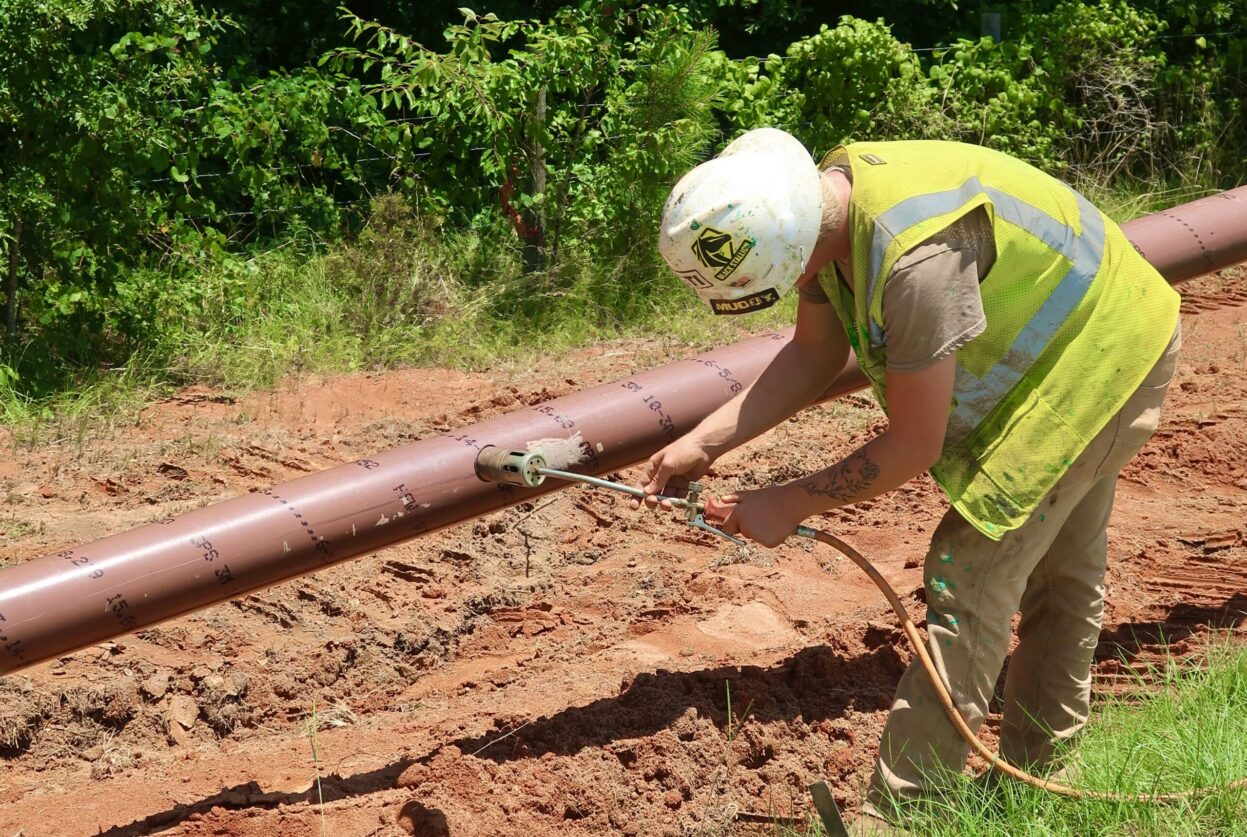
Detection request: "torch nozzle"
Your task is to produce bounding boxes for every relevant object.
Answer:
[474,446,549,487]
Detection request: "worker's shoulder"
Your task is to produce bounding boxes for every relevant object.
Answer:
[891,207,994,274]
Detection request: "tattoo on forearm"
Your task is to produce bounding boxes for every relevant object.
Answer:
[798,449,881,502]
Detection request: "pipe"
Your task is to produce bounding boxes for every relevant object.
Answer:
[1123,186,1247,284]
[1,187,1244,675]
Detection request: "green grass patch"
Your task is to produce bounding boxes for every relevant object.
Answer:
[154,213,797,387]
[0,353,172,450]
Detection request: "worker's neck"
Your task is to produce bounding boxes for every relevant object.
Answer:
[798,169,851,284]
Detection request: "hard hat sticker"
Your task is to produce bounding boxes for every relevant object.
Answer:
[691,226,755,281]
[709,288,780,315]
[676,268,713,289]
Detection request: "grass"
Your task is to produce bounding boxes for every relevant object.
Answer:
[304,699,329,837]
[770,639,1247,837]
[0,353,171,449]
[0,517,37,550]
[0,198,798,449]
[1076,175,1225,223]
[725,679,755,744]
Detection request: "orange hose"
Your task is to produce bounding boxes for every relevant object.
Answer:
[804,527,1247,802]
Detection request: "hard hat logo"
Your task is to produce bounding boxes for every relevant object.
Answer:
[691,226,755,281]
[691,227,735,268]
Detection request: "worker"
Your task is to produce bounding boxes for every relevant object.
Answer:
[641,128,1181,832]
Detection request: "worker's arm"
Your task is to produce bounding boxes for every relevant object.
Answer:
[640,297,850,499]
[716,354,956,545]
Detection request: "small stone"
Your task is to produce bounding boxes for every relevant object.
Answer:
[141,673,169,699]
[222,674,246,697]
[396,800,450,836]
[663,790,682,810]
[395,763,430,789]
[167,694,199,729]
[167,720,191,747]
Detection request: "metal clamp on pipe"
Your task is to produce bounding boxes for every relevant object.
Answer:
[473,445,744,546]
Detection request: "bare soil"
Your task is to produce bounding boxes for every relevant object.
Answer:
[0,269,1244,837]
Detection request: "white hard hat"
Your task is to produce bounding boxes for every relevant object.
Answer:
[659,128,822,315]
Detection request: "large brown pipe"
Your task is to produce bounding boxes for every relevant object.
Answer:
[1124,186,1247,283]
[0,186,1244,675]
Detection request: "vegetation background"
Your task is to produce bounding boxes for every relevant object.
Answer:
[0,0,1243,424]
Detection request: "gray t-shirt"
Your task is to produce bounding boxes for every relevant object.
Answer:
[800,199,993,372]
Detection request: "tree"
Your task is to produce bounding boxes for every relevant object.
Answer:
[0,0,221,353]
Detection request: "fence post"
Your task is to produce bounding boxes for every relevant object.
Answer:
[521,86,547,274]
[4,218,19,342]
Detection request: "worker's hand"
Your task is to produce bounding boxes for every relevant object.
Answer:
[712,486,802,548]
[633,437,714,509]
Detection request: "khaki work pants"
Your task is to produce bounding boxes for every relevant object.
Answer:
[867,328,1181,814]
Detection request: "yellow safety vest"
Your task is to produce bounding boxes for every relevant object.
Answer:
[816,141,1179,540]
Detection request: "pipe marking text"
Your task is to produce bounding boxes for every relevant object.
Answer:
[105,593,139,632]
[619,381,677,441]
[262,489,336,564]
[0,612,28,665]
[687,358,745,394]
[56,549,103,579]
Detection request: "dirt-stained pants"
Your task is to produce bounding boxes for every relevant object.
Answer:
[867,329,1181,813]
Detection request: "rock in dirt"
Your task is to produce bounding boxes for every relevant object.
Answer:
[141,673,170,700]
[166,720,190,747]
[396,800,450,837]
[395,762,430,789]
[167,694,199,729]
[157,462,189,480]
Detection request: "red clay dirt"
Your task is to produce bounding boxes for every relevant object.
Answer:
[0,268,1244,837]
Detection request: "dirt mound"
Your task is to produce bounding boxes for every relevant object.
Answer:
[0,268,1244,835]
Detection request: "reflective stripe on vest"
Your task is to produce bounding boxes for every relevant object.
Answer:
[864,177,1105,440]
